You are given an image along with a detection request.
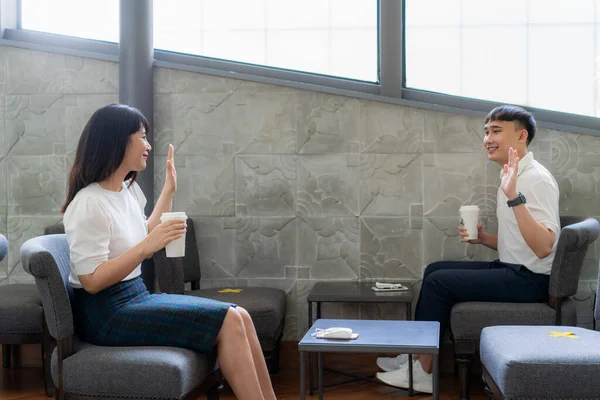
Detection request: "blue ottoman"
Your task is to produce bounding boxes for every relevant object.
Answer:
[480,326,600,399]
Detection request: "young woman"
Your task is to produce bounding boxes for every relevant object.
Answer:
[61,103,276,400]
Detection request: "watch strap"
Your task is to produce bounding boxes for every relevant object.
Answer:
[507,192,526,207]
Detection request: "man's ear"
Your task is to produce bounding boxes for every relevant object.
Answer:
[518,129,528,144]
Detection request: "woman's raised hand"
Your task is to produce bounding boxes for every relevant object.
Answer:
[163,144,177,196]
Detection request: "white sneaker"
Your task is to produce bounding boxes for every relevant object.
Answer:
[375,360,433,394]
[376,354,409,372]
[376,360,409,385]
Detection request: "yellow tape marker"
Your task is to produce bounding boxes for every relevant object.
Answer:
[549,331,578,338]
[217,288,243,293]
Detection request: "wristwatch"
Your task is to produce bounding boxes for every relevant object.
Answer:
[507,192,527,207]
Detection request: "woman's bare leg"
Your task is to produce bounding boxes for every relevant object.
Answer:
[237,307,276,400]
[215,307,265,400]
[414,354,433,373]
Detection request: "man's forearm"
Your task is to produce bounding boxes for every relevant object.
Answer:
[147,190,174,233]
[481,232,498,250]
[511,203,555,258]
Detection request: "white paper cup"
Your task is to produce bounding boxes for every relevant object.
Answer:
[160,212,188,258]
[459,205,480,240]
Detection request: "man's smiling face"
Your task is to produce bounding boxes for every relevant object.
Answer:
[483,120,527,165]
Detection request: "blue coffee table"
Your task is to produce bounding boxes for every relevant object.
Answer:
[299,319,440,400]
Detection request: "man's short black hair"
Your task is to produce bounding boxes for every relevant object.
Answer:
[485,105,536,146]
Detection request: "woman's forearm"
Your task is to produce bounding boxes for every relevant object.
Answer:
[147,190,174,233]
[78,241,149,294]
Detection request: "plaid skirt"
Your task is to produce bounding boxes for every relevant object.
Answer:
[72,277,234,354]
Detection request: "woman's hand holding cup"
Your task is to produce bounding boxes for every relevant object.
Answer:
[159,212,188,258]
[142,219,187,258]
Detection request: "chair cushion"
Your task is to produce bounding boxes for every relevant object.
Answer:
[450,300,577,354]
[52,341,216,399]
[0,284,43,335]
[187,287,286,350]
[481,325,600,399]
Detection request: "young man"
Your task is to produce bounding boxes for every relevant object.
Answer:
[375,105,560,393]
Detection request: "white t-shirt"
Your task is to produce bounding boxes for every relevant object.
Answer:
[63,181,148,288]
[497,152,560,275]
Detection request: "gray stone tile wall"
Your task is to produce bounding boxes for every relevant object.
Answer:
[0,46,119,287]
[0,46,598,337]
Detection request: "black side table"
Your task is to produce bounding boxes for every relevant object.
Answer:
[306,281,415,395]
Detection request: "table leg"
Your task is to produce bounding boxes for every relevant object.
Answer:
[308,301,314,395]
[433,353,439,400]
[407,302,413,396]
[300,351,305,400]
[314,300,322,397]
[408,353,414,396]
[318,352,324,400]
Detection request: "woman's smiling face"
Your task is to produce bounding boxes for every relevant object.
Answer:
[122,125,151,172]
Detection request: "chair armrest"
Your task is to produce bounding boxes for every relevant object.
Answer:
[0,234,7,262]
[44,222,65,235]
[595,270,599,329]
[549,217,600,299]
[20,235,75,340]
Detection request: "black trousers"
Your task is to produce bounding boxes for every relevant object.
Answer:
[414,260,550,344]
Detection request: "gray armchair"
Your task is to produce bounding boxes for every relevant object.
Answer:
[45,220,288,374]
[0,233,53,396]
[154,218,287,374]
[21,234,222,400]
[450,216,600,400]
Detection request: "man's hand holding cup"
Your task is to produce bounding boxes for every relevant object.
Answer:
[459,205,482,244]
[458,221,485,244]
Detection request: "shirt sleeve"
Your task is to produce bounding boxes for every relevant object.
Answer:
[524,179,560,235]
[63,196,112,276]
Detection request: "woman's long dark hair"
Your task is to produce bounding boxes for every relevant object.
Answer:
[61,103,150,213]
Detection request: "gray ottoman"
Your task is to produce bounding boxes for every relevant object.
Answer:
[480,325,600,399]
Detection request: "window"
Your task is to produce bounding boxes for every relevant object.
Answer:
[153,0,379,82]
[20,0,119,42]
[13,0,598,133]
[405,0,600,118]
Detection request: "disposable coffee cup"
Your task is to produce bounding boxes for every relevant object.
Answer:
[459,205,480,240]
[160,212,188,258]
